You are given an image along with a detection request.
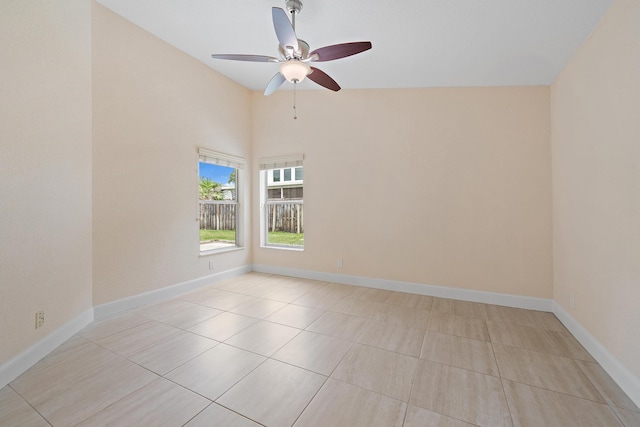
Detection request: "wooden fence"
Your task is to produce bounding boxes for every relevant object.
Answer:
[200,200,304,233]
[199,201,236,230]
[267,201,304,233]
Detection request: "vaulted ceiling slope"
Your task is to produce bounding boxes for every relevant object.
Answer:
[96,0,613,91]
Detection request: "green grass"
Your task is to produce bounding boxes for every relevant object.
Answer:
[200,229,304,246]
[200,229,236,243]
[268,231,304,246]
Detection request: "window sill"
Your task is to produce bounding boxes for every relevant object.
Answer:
[260,245,304,252]
[199,246,245,257]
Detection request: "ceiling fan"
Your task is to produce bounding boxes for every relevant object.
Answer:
[211,0,372,95]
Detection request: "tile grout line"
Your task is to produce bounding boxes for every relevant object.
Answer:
[503,377,625,407]
[7,384,51,426]
[208,399,266,426]
[489,337,516,427]
[573,357,640,414]
[402,341,423,427]
[288,375,331,426]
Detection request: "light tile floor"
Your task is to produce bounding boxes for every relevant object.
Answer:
[2,272,639,426]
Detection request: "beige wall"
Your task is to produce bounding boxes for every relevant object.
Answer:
[5,0,635,392]
[252,87,553,298]
[0,0,93,365]
[92,3,252,306]
[551,0,640,378]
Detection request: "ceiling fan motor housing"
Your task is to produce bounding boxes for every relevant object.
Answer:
[285,0,303,15]
[278,39,309,60]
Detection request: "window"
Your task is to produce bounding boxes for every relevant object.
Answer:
[260,155,304,249]
[268,188,282,199]
[283,187,303,199]
[198,148,244,253]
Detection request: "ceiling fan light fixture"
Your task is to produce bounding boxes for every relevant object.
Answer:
[279,60,310,83]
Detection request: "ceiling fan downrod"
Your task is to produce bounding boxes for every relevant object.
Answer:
[286,0,303,30]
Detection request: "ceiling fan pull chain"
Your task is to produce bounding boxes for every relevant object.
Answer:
[293,83,298,120]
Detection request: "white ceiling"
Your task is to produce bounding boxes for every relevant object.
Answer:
[95,0,613,92]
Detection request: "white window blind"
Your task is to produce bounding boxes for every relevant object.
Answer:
[199,148,245,169]
[259,154,304,170]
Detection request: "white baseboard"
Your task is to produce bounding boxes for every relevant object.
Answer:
[0,308,94,389]
[251,264,553,312]
[93,265,253,320]
[553,301,640,408]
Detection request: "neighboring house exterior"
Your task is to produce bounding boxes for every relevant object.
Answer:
[220,183,236,200]
[267,166,303,200]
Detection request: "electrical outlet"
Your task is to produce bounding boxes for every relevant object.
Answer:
[337,258,343,268]
[209,260,215,270]
[35,311,45,329]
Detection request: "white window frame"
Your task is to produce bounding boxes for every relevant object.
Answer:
[198,148,245,255]
[259,154,304,251]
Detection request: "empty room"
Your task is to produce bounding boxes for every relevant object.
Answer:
[1,0,639,426]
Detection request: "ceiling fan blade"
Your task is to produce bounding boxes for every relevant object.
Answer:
[310,41,372,62]
[272,7,299,52]
[211,54,279,62]
[308,67,341,92]
[264,72,287,96]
